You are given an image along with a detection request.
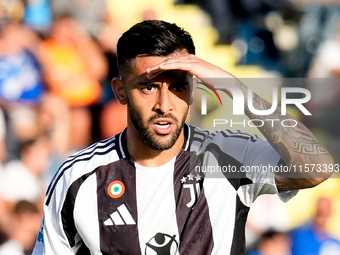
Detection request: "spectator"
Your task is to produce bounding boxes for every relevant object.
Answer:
[38,15,108,149]
[306,19,340,161]
[246,194,290,247]
[49,0,109,40]
[0,134,51,204]
[0,133,51,240]
[0,200,41,255]
[37,93,71,160]
[290,197,340,255]
[0,22,44,105]
[0,21,45,160]
[248,229,291,255]
[23,0,53,36]
[308,20,340,78]
[0,0,24,29]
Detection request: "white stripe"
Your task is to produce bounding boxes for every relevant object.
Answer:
[201,94,207,115]
[110,212,125,225]
[74,173,102,254]
[195,182,201,197]
[104,218,113,226]
[203,171,236,254]
[117,204,136,225]
[135,158,180,253]
[183,124,191,151]
[119,132,126,158]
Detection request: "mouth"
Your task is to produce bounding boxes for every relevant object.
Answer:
[155,121,171,128]
[152,119,174,134]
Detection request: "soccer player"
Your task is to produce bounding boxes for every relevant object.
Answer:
[32,20,334,255]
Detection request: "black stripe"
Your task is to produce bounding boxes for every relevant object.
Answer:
[181,123,190,150]
[193,127,209,136]
[220,130,259,142]
[96,159,141,255]
[117,129,128,159]
[229,195,250,255]
[61,171,96,247]
[173,150,214,254]
[192,137,206,144]
[190,127,219,144]
[46,144,118,206]
[207,132,217,140]
[185,124,196,151]
[204,143,245,179]
[46,137,116,197]
[193,132,208,141]
[75,242,91,255]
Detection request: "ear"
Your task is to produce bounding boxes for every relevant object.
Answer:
[111,78,128,105]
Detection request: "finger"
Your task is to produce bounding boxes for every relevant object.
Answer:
[146,69,165,79]
[146,60,194,79]
[146,61,177,74]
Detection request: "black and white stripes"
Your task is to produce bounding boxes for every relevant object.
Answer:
[33,124,296,255]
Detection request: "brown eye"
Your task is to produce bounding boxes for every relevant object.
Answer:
[142,85,157,93]
[172,83,188,92]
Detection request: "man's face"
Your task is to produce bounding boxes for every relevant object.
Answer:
[122,51,192,150]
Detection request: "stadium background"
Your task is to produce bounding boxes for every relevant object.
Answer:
[0,0,340,254]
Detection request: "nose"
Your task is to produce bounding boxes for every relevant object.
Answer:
[154,86,173,114]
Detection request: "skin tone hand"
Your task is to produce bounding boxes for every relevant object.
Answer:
[146,53,334,191]
[147,54,233,82]
[146,54,247,98]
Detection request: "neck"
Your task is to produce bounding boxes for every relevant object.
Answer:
[126,125,185,167]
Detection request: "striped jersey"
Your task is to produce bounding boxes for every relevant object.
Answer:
[32,124,296,255]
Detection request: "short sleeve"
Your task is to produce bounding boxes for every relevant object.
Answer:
[237,137,298,206]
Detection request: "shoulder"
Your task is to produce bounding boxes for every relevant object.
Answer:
[45,132,126,205]
[188,125,261,142]
[62,135,120,171]
[188,124,264,152]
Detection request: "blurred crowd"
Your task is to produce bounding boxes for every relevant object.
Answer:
[246,196,340,255]
[0,0,339,254]
[177,0,340,76]
[0,0,127,254]
[179,0,340,163]
[247,196,340,255]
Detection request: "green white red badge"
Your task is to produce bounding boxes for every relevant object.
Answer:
[108,181,125,198]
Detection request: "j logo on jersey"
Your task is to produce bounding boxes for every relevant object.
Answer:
[181,173,202,208]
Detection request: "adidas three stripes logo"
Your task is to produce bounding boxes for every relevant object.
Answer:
[104,204,136,226]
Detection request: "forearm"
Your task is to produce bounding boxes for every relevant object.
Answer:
[220,81,334,190]
[249,91,333,188]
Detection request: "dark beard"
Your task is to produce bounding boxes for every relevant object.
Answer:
[128,102,188,150]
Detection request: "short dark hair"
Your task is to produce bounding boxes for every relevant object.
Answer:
[117,20,195,79]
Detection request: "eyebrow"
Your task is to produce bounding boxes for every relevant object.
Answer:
[171,81,190,86]
[137,81,158,86]
[137,81,190,86]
